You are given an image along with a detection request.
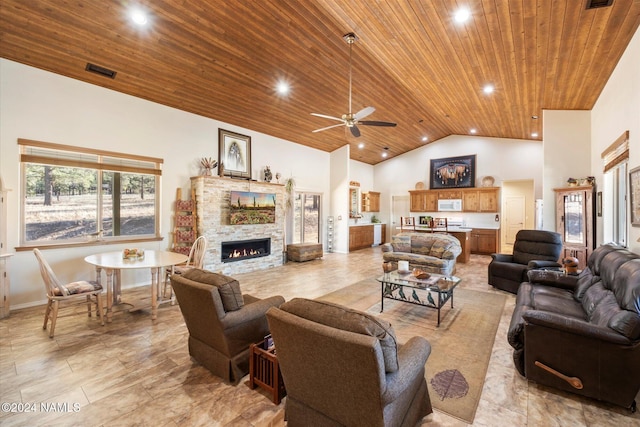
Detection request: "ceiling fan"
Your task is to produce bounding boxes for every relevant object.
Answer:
[311,33,397,138]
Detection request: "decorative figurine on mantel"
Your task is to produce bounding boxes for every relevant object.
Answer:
[264,166,273,182]
[275,172,281,184]
[200,157,218,176]
[218,162,225,177]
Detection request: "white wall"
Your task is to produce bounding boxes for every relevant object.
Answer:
[373,135,543,234]
[591,26,640,253]
[0,59,331,308]
[330,145,350,253]
[541,110,592,232]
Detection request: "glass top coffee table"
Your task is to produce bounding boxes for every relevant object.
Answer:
[376,271,461,327]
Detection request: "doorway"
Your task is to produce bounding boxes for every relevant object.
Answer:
[391,195,409,238]
[501,180,535,253]
[292,192,321,244]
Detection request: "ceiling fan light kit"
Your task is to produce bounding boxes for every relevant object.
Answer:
[311,32,396,138]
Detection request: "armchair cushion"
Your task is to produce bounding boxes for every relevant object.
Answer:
[280,298,399,373]
[182,268,244,311]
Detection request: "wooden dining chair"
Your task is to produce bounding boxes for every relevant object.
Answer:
[164,235,208,303]
[400,217,415,230]
[431,217,448,233]
[33,248,104,338]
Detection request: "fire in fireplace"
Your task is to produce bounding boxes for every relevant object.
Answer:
[221,238,271,263]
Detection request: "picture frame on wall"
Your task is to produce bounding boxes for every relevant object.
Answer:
[430,155,476,189]
[630,165,640,227]
[219,129,251,179]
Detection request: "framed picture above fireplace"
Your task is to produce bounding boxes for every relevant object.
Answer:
[219,128,251,179]
[230,191,276,224]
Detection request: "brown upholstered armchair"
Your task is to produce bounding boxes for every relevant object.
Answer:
[488,229,563,294]
[266,298,432,427]
[171,268,284,384]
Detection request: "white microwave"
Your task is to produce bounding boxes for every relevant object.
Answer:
[437,199,462,211]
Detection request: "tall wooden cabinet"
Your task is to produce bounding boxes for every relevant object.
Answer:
[554,186,595,269]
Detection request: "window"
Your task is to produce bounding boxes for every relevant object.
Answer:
[20,139,162,246]
[601,131,629,246]
[293,192,321,244]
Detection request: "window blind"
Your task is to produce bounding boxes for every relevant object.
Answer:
[18,139,163,175]
[601,131,629,173]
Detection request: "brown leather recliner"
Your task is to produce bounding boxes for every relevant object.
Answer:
[488,229,563,294]
[507,244,640,410]
[171,268,285,384]
[266,298,433,426]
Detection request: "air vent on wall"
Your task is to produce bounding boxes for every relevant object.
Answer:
[85,63,117,79]
[585,0,614,9]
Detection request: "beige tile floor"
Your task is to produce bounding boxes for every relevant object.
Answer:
[0,247,638,426]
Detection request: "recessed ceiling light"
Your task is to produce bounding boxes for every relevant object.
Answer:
[276,81,290,95]
[130,8,148,26]
[421,136,428,142]
[531,115,539,119]
[358,143,365,149]
[531,132,539,138]
[483,84,494,94]
[454,8,471,23]
[382,152,388,158]
[470,128,477,134]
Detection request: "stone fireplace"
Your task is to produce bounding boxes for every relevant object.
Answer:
[191,176,285,275]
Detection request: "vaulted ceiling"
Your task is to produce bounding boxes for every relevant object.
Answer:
[1,1,639,164]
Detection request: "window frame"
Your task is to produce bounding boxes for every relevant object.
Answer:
[17,139,163,250]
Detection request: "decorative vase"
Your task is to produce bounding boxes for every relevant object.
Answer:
[218,162,225,177]
[264,166,273,182]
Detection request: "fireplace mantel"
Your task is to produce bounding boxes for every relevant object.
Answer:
[191,176,286,275]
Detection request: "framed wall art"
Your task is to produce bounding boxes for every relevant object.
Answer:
[630,165,640,227]
[430,155,476,189]
[219,129,251,179]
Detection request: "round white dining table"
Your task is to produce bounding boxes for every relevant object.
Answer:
[84,250,188,322]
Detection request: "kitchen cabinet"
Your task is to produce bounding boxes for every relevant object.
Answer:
[0,185,11,319]
[349,224,386,251]
[437,190,462,200]
[463,188,499,212]
[349,225,374,251]
[554,186,595,269]
[409,188,499,212]
[409,190,437,212]
[362,191,380,212]
[449,231,470,263]
[469,228,499,254]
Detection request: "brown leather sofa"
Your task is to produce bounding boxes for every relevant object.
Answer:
[507,244,640,410]
[266,298,433,426]
[488,229,563,294]
[171,268,285,384]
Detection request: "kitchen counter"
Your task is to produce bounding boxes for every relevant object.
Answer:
[350,222,386,226]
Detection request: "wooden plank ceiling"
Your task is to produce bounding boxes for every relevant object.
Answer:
[1,0,639,165]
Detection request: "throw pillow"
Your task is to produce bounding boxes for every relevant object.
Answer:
[280,298,399,373]
[182,268,244,311]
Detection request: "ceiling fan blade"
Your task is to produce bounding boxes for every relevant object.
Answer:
[312,123,345,133]
[354,106,375,120]
[350,125,361,137]
[311,112,344,122]
[359,120,397,127]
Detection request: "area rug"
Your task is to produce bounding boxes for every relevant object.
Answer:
[317,277,506,424]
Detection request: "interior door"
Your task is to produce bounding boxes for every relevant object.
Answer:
[391,195,409,237]
[504,195,526,253]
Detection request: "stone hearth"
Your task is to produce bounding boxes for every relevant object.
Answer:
[191,176,285,275]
